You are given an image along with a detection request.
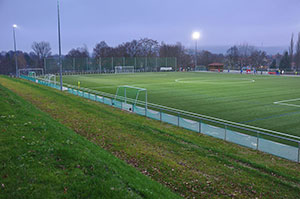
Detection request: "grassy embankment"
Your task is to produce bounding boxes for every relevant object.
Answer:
[0,79,178,199]
[1,76,300,198]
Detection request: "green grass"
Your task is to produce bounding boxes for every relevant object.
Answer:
[62,72,300,138]
[0,79,179,199]
[1,76,300,198]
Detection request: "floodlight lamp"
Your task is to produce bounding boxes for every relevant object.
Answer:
[13,24,18,28]
[192,32,200,40]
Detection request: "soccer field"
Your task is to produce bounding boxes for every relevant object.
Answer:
[62,72,300,138]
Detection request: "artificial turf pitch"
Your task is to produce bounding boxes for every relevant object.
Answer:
[62,72,300,138]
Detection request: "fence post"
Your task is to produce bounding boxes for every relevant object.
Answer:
[177,113,180,127]
[298,142,300,163]
[111,57,114,72]
[160,109,162,122]
[256,131,259,150]
[123,88,126,109]
[199,120,201,133]
[224,125,227,141]
[99,57,102,73]
[86,57,89,71]
[145,90,148,117]
[44,58,47,73]
[73,58,75,72]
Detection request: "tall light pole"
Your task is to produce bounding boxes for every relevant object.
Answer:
[13,24,18,77]
[57,0,63,91]
[192,32,200,68]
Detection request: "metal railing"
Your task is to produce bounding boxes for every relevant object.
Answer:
[20,75,300,163]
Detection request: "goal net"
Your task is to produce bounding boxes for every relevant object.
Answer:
[114,85,147,113]
[19,68,44,77]
[195,65,207,71]
[115,66,135,74]
[44,74,57,85]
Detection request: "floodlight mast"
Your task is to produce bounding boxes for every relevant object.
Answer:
[57,0,63,91]
[13,24,18,77]
[192,32,200,68]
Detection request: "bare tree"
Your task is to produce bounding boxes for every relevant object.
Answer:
[138,38,159,57]
[159,42,191,68]
[159,42,182,57]
[226,46,239,69]
[31,41,51,59]
[31,41,51,69]
[237,43,256,67]
[93,41,113,58]
[250,50,267,67]
[279,51,291,70]
[122,40,142,57]
[67,47,89,58]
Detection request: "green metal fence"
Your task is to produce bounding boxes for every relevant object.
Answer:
[44,57,177,74]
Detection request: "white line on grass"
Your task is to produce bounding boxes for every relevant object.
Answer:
[273,98,300,108]
[274,103,300,108]
[175,78,255,84]
[64,80,300,141]
[274,98,300,104]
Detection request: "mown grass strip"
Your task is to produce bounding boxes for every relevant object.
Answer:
[1,76,300,198]
[0,81,179,199]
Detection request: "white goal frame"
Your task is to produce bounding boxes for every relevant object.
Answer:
[114,85,147,110]
[44,74,57,84]
[115,66,135,74]
[19,68,44,77]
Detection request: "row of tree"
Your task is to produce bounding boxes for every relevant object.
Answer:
[269,33,300,71]
[287,33,300,70]
[0,42,52,75]
[1,36,300,75]
[226,44,268,69]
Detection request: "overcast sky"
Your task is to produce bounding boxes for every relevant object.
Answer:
[1,0,300,54]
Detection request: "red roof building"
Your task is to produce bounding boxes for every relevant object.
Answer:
[208,63,224,72]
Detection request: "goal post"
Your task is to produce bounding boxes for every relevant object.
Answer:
[114,85,147,113]
[19,68,44,77]
[28,71,36,78]
[115,66,135,74]
[44,74,57,85]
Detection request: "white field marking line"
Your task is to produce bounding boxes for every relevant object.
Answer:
[274,98,300,108]
[65,82,300,141]
[89,85,116,89]
[175,78,255,83]
[90,82,173,89]
[275,103,300,108]
[274,98,300,104]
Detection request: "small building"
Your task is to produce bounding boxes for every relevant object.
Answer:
[208,63,224,72]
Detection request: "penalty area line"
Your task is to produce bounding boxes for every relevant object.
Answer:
[273,98,300,104]
[273,98,300,108]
